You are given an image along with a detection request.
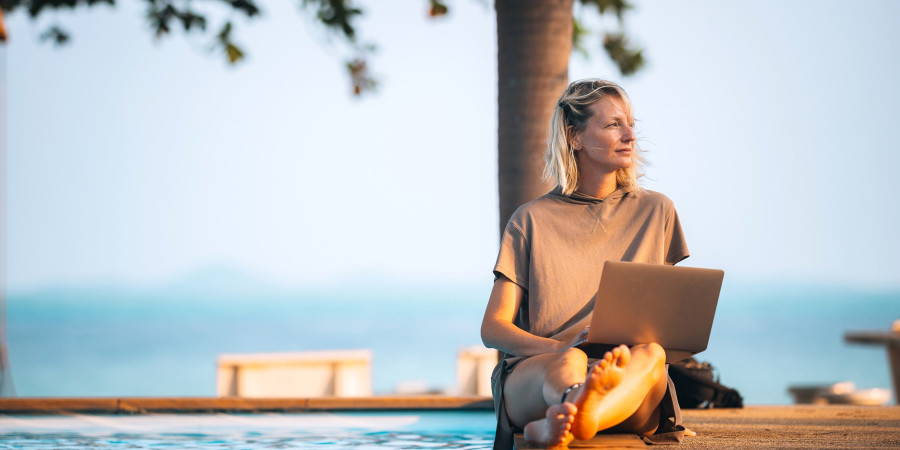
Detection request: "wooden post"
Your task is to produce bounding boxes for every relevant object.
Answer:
[845,331,900,404]
[887,345,900,402]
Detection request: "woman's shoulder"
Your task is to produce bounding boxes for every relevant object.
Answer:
[621,189,680,218]
[632,188,675,207]
[506,191,570,228]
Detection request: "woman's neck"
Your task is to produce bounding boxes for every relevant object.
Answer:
[576,171,618,198]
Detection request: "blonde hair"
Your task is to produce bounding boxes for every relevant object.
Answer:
[544,79,646,196]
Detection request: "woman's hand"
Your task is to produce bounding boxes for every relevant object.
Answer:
[558,326,590,352]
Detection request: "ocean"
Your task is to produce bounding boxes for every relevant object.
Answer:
[6,278,899,405]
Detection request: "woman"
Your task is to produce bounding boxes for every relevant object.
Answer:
[482,79,689,449]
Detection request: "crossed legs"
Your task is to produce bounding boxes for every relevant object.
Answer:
[504,343,668,447]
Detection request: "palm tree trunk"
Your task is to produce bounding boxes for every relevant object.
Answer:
[495,0,573,237]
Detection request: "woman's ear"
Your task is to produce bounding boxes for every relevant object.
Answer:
[571,132,582,151]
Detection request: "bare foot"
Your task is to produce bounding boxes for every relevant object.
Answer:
[523,402,577,448]
[569,345,630,440]
[568,343,667,440]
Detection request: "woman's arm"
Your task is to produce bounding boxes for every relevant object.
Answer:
[481,276,585,356]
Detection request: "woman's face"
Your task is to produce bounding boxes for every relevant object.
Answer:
[573,95,635,176]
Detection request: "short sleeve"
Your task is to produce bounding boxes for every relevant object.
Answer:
[665,206,690,265]
[493,220,530,290]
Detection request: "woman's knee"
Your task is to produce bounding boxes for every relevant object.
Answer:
[558,347,588,366]
[546,347,588,376]
[632,342,664,357]
[506,348,587,393]
[631,343,666,372]
[541,347,588,382]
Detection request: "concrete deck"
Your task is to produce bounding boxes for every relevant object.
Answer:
[681,405,900,448]
[0,398,897,448]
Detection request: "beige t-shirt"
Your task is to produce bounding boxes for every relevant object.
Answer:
[493,186,689,355]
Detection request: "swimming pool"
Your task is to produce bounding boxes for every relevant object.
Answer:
[0,411,496,449]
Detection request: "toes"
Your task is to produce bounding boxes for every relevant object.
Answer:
[615,345,631,367]
[547,405,561,417]
[596,359,609,373]
[548,402,577,421]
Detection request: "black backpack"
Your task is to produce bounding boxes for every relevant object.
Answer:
[669,357,744,408]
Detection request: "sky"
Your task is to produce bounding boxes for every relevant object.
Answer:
[5,0,900,293]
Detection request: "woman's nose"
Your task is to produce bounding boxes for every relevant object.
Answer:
[622,124,635,142]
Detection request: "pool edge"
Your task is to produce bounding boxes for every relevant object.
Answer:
[0,396,495,414]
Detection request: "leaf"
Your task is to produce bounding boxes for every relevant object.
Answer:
[0,10,7,42]
[214,21,245,65]
[428,0,448,18]
[578,0,632,22]
[147,3,178,38]
[303,0,363,41]
[225,42,244,64]
[217,21,233,40]
[177,10,207,32]
[27,0,115,18]
[0,0,28,15]
[345,56,377,96]
[221,0,260,17]
[39,24,70,45]
[602,32,644,76]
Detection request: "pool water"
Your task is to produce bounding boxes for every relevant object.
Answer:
[0,411,496,449]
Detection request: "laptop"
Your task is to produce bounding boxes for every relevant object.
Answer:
[576,260,724,364]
